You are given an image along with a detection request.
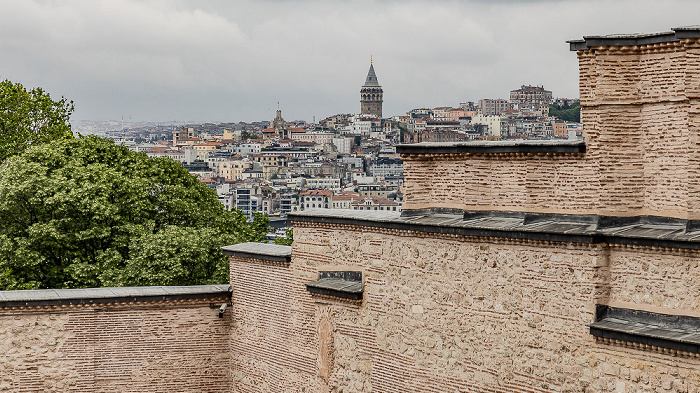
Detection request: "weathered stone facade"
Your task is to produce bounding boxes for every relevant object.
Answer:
[223,219,700,392]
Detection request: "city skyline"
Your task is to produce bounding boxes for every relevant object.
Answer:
[1,0,699,123]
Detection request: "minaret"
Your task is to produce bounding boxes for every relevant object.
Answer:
[360,58,383,118]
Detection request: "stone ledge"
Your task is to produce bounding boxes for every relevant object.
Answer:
[289,209,700,250]
[395,139,585,155]
[569,26,700,50]
[221,242,292,263]
[590,305,700,354]
[305,271,363,301]
[0,285,232,308]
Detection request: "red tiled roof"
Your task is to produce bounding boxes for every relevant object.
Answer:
[332,195,358,201]
[300,189,332,197]
[335,191,361,197]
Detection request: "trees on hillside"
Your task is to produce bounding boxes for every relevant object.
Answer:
[0,136,269,290]
[549,102,581,123]
[0,80,74,161]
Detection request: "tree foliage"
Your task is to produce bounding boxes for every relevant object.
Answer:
[0,136,269,289]
[0,80,74,160]
[273,227,293,246]
[240,130,257,140]
[549,102,581,123]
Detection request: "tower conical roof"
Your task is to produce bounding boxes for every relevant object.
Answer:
[363,64,380,87]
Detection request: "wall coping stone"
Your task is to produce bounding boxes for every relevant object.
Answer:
[221,242,292,263]
[289,209,700,250]
[305,271,363,301]
[590,305,700,353]
[0,284,232,308]
[568,26,700,50]
[395,139,585,155]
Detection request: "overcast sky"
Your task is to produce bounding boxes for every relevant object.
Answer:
[1,0,699,123]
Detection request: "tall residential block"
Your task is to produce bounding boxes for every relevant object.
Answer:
[510,84,552,110]
[478,98,510,116]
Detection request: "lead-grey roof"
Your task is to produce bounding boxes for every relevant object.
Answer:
[589,305,700,353]
[221,242,291,262]
[568,26,700,51]
[306,278,363,294]
[289,209,700,250]
[363,64,380,87]
[590,318,700,347]
[0,284,231,307]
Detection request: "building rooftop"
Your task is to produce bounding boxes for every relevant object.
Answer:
[363,63,380,87]
[300,189,333,196]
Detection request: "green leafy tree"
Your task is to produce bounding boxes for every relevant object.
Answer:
[549,102,581,123]
[274,227,293,246]
[240,130,257,140]
[0,136,267,289]
[0,80,74,160]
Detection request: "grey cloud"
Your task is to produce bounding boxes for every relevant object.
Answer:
[1,0,699,122]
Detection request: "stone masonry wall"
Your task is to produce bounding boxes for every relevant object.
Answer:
[283,222,700,393]
[0,298,231,392]
[578,41,698,219]
[401,153,598,215]
[403,37,700,220]
[591,245,700,393]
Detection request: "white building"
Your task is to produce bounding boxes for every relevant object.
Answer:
[341,115,381,136]
[332,137,354,154]
[231,143,261,156]
[304,177,342,192]
[369,157,403,179]
[470,113,507,138]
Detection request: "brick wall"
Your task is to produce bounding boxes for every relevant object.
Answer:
[0,297,231,392]
[402,153,599,215]
[578,41,696,219]
[228,255,323,392]
[403,37,700,220]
